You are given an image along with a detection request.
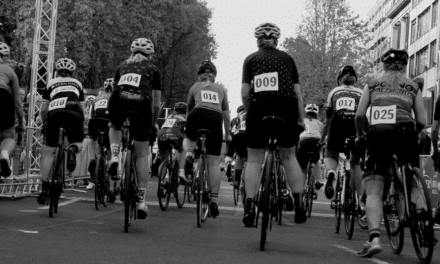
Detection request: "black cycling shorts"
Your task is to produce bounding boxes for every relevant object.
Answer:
[365,123,419,178]
[108,90,152,142]
[246,96,299,149]
[186,107,223,156]
[297,137,320,170]
[226,132,247,158]
[326,116,357,154]
[45,105,85,147]
[0,89,15,131]
[88,118,110,148]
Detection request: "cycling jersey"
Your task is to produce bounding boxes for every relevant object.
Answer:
[113,60,161,100]
[367,76,419,126]
[187,82,229,114]
[242,47,300,100]
[326,85,362,120]
[43,77,85,110]
[0,63,18,95]
[300,118,323,140]
[231,112,246,136]
[91,91,111,119]
[157,113,186,152]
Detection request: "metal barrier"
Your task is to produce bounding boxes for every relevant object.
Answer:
[421,155,439,212]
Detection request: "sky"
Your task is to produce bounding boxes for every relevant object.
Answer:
[204,0,377,114]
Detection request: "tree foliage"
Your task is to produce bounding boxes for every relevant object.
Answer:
[1,0,217,108]
[283,0,372,109]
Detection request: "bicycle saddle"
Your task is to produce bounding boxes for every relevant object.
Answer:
[197,129,210,137]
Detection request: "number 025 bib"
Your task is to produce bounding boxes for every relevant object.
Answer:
[254,72,279,93]
[49,97,68,111]
[201,90,220,104]
[371,105,396,125]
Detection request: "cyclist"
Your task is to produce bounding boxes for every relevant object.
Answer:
[85,79,117,200]
[37,58,85,204]
[0,42,24,177]
[241,22,306,226]
[107,38,161,219]
[320,65,363,205]
[225,105,247,187]
[297,104,324,195]
[151,102,187,183]
[355,48,426,257]
[183,60,230,218]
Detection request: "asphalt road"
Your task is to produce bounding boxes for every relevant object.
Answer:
[1,175,440,264]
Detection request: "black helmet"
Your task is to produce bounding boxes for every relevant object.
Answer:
[337,65,357,85]
[237,105,245,113]
[174,102,187,113]
[197,60,217,76]
[381,48,409,66]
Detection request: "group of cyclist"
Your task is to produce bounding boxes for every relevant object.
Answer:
[0,20,435,259]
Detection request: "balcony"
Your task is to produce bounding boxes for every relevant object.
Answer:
[386,0,410,19]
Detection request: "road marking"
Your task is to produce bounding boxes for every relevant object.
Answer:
[333,244,391,264]
[20,210,38,213]
[37,197,81,210]
[16,229,39,234]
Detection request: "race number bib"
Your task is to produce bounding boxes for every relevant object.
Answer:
[118,73,141,87]
[201,91,220,104]
[162,118,176,129]
[94,99,108,110]
[49,97,67,111]
[335,97,355,111]
[238,121,246,131]
[371,105,396,125]
[254,72,279,93]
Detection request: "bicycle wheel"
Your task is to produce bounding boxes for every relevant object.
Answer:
[201,159,210,222]
[260,153,273,251]
[344,177,356,240]
[98,156,108,208]
[304,163,314,217]
[124,149,133,233]
[334,173,342,233]
[48,183,56,218]
[196,157,203,227]
[277,164,285,225]
[408,168,434,264]
[233,173,239,206]
[158,159,171,211]
[174,160,186,208]
[94,158,100,211]
[383,182,404,254]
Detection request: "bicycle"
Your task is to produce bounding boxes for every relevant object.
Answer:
[192,129,212,228]
[331,136,357,240]
[232,159,247,206]
[382,154,435,263]
[304,150,319,218]
[157,146,187,210]
[93,129,109,210]
[255,116,289,251]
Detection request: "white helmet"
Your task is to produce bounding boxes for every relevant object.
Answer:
[254,22,281,39]
[104,78,114,88]
[86,95,96,102]
[55,58,76,72]
[305,104,319,114]
[0,42,10,56]
[130,38,154,55]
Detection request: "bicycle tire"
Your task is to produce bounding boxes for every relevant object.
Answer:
[174,160,185,208]
[334,172,342,233]
[356,191,368,230]
[99,156,109,208]
[48,184,55,218]
[233,173,239,206]
[344,177,356,240]
[383,182,404,254]
[201,158,210,222]
[409,168,434,264]
[196,157,203,227]
[277,164,285,225]
[305,163,314,218]
[260,152,273,251]
[158,159,171,211]
[94,158,100,211]
[124,149,132,233]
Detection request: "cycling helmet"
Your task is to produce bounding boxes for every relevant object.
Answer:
[237,105,245,113]
[305,104,319,114]
[197,60,217,76]
[336,65,357,85]
[55,58,76,72]
[104,78,114,88]
[174,102,187,113]
[130,38,154,55]
[86,95,96,102]
[381,48,409,66]
[0,42,10,56]
[254,22,281,39]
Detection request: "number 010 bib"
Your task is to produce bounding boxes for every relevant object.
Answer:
[49,97,68,111]
[371,105,396,125]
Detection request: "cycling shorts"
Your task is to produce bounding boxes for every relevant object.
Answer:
[0,89,15,131]
[88,118,110,148]
[158,133,183,153]
[186,107,223,156]
[297,137,320,170]
[226,132,247,158]
[45,105,85,147]
[365,123,419,179]
[246,96,299,149]
[326,116,356,155]
[108,90,152,142]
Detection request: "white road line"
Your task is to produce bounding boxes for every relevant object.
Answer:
[37,197,81,210]
[20,210,38,213]
[333,244,391,264]
[16,229,39,234]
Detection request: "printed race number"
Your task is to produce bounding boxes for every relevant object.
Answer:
[118,73,141,87]
[371,105,396,125]
[49,97,67,111]
[162,118,177,129]
[94,99,108,110]
[201,91,220,104]
[254,72,279,93]
[335,97,355,111]
[238,121,246,131]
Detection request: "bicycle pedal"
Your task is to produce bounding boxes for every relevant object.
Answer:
[330,200,337,209]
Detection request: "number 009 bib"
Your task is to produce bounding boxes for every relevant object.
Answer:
[254,72,279,93]
[371,105,396,125]
[201,91,220,104]
[49,97,68,111]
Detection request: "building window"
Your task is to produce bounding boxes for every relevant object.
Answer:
[413,0,423,8]
[430,40,437,68]
[425,88,436,126]
[409,55,415,78]
[394,23,402,49]
[417,7,431,39]
[416,46,429,76]
[433,1,438,28]
[410,19,417,44]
